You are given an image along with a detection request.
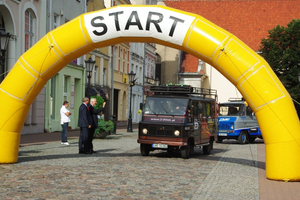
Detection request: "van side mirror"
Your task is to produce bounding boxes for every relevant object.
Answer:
[140,103,144,110]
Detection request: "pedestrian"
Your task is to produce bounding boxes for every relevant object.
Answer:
[78,97,92,154]
[60,101,71,145]
[89,98,106,153]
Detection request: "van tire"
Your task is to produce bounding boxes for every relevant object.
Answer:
[140,144,150,156]
[181,143,190,159]
[190,142,195,155]
[249,137,256,143]
[203,139,213,155]
[216,137,223,143]
[167,146,174,154]
[238,131,248,144]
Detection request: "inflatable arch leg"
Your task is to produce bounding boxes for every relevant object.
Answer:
[0,5,299,181]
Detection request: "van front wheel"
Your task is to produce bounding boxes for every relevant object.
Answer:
[140,144,150,156]
[181,143,190,159]
[238,131,248,144]
[203,139,213,155]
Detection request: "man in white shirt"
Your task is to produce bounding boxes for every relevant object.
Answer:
[60,101,71,145]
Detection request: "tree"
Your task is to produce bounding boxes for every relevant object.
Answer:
[259,19,300,117]
[90,95,105,110]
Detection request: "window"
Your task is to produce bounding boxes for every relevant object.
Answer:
[120,49,123,72]
[103,68,106,86]
[50,75,57,119]
[135,65,138,83]
[94,65,98,85]
[24,9,37,125]
[25,10,35,51]
[53,14,60,29]
[63,76,69,102]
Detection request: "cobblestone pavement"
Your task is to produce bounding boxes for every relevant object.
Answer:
[1,131,259,200]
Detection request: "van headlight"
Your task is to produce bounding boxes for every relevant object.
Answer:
[142,128,148,134]
[174,130,180,136]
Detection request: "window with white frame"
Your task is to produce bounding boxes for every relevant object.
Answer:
[53,14,60,29]
[136,65,139,84]
[50,75,57,120]
[103,68,106,86]
[25,9,35,52]
[140,66,142,84]
[63,75,70,102]
[24,9,37,125]
[152,59,155,78]
[94,65,98,85]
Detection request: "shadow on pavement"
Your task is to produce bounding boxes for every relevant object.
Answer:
[17,145,265,171]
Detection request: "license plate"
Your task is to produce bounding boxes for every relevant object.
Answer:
[152,143,168,149]
[219,133,227,136]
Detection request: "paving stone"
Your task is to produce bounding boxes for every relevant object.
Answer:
[0,132,261,200]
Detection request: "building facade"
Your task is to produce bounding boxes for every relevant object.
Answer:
[44,0,86,132]
[0,0,47,135]
[129,42,144,123]
[164,0,300,103]
[86,0,111,121]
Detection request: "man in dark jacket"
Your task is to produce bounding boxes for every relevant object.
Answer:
[78,97,92,154]
[88,98,106,153]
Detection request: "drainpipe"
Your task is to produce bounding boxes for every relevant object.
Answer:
[110,45,115,116]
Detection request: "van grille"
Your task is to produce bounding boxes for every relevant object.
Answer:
[146,126,176,136]
[219,123,232,130]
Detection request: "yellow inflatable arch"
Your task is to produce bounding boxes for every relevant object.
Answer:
[0,5,299,181]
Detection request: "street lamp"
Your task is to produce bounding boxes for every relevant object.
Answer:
[298,73,300,83]
[0,27,11,82]
[85,57,95,97]
[127,70,136,132]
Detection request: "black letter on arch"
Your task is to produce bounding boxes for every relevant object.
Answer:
[146,12,163,33]
[125,11,143,30]
[91,16,108,36]
[169,16,185,37]
[109,11,124,31]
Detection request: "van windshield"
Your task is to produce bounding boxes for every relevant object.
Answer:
[144,97,189,116]
[219,104,245,116]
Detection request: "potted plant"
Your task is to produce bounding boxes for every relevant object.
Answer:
[94,119,114,139]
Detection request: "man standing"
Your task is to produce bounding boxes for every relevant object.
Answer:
[89,98,106,153]
[78,97,92,154]
[60,101,71,145]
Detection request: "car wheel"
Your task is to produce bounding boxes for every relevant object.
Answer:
[203,139,213,155]
[249,137,256,143]
[216,137,223,143]
[181,143,190,159]
[167,146,174,154]
[140,144,150,156]
[238,131,248,144]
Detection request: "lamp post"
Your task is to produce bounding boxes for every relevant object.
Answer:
[298,73,300,83]
[85,57,95,98]
[127,70,136,132]
[0,27,11,82]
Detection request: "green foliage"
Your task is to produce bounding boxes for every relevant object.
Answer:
[94,119,114,137]
[90,95,105,110]
[259,19,300,117]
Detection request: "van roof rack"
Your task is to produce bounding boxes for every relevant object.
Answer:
[228,97,245,102]
[150,84,217,99]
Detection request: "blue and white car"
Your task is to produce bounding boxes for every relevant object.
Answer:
[217,98,262,144]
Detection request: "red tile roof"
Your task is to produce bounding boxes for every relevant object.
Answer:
[165,0,300,73]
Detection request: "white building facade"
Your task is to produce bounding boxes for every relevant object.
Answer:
[129,43,145,123]
[0,0,47,135]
